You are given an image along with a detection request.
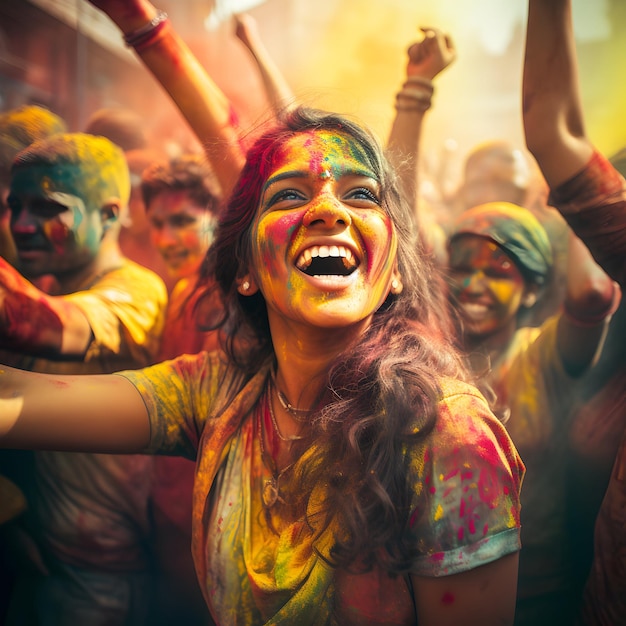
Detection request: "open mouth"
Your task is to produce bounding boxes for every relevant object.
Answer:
[162,249,189,265]
[296,244,359,277]
[458,301,492,321]
[16,244,48,257]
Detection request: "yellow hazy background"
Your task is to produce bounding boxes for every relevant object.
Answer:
[194,0,626,188]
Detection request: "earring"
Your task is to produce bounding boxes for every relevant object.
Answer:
[391,279,401,293]
[523,292,537,308]
[242,280,250,292]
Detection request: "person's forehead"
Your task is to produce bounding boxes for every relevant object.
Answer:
[10,162,99,207]
[450,234,506,257]
[465,151,529,187]
[276,129,371,171]
[147,189,206,214]
[13,161,85,189]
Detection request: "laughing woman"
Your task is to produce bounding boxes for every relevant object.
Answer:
[0,107,524,626]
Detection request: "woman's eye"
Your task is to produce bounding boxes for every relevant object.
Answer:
[267,188,305,207]
[347,187,380,203]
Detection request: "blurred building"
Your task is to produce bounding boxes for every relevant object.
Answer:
[1,0,138,128]
[1,0,624,158]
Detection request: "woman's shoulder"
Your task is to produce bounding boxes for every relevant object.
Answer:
[436,377,495,424]
[118,350,247,404]
[430,377,523,466]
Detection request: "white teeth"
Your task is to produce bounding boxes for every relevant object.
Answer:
[296,245,356,271]
[461,303,489,318]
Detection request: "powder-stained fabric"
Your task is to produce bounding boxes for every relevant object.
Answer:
[0,258,166,623]
[120,352,524,626]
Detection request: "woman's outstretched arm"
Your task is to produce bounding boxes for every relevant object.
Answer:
[0,366,150,453]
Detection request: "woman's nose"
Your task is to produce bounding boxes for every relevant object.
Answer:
[464,269,487,291]
[302,194,351,230]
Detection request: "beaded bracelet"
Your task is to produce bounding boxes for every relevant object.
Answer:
[395,86,433,112]
[404,75,435,91]
[123,10,169,48]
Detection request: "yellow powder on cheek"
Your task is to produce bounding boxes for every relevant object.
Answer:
[489,280,520,306]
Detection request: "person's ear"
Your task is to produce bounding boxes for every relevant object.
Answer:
[390,267,403,295]
[237,273,259,296]
[522,284,539,308]
[100,199,120,233]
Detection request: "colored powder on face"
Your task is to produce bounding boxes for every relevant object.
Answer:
[301,131,373,181]
[43,220,70,255]
[25,134,130,210]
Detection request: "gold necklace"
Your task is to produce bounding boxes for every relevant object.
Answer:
[269,378,304,442]
[271,371,314,422]
[258,394,294,509]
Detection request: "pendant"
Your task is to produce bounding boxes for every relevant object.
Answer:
[263,477,279,508]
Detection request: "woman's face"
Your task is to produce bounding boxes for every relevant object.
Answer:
[248,129,399,331]
[447,235,527,340]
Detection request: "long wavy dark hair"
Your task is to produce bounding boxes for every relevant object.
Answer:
[198,107,470,575]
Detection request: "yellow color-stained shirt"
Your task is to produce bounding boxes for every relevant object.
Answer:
[121,352,524,625]
[0,258,167,570]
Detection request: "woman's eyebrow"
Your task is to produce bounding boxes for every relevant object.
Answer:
[262,170,307,195]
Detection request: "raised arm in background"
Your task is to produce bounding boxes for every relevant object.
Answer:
[88,0,246,199]
[523,2,626,624]
[386,28,455,207]
[234,13,296,116]
[522,0,593,188]
[386,28,455,261]
[523,0,626,290]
